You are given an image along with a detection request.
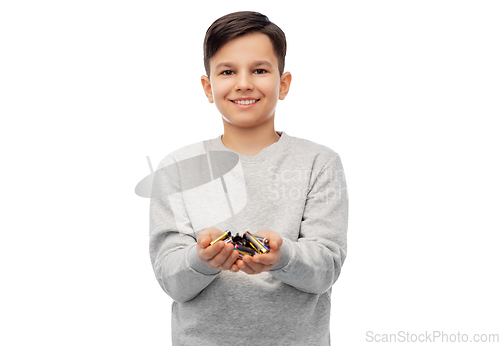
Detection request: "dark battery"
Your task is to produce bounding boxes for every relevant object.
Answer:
[234,244,257,258]
[244,232,270,254]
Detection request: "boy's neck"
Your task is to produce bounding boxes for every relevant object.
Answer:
[221,122,281,157]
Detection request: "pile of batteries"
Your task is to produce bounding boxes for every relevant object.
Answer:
[209,230,270,258]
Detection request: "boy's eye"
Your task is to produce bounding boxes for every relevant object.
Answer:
[221,70,234,76]
[254,69,267,74]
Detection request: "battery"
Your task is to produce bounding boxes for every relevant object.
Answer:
[254,235,270,248]
[234,244,257,258]
[243,232,270,254]
[209,230,232,246]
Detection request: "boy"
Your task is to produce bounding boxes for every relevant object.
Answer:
[149,11,348,345]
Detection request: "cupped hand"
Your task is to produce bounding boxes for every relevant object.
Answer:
[236,229,282,275]
[197,228,240,272]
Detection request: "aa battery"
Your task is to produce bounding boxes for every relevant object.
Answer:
[234,244,257,258]
[209,230,271,256]
[209,230,232,246]
[244,231,270,254]
[254,235,270,248]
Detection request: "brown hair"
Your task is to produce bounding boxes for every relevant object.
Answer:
[203,11,287,78]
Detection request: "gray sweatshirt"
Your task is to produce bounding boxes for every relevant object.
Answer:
[149,131,348,346]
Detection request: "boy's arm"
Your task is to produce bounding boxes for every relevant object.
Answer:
[149,161,221,303]
[269,153,348,294]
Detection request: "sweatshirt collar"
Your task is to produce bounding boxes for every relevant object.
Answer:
[208,131,293,163]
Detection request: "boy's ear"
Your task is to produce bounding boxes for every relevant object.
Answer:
[279,72,292,100]
[201,75,214,103]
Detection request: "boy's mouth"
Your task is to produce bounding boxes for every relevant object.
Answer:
[230,98,260,105]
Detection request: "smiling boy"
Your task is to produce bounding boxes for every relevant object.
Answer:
[149,11,348,345]
[201,30,291,158]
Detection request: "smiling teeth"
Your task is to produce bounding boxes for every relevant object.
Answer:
[233,99,257,105]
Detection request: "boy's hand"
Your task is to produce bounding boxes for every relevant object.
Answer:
[197,228,240,272]
[236,229,282,275]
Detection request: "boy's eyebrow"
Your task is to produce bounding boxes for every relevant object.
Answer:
[214,60,273,70]
[214,62,234,70]
[254,60,273,68]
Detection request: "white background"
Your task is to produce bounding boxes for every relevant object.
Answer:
[1,1,499,345]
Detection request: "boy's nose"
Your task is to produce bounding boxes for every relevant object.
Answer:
[234,72,253,91]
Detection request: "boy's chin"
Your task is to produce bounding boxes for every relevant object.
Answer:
[221,116,270,129]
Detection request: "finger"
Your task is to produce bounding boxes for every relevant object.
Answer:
[197,233,209,246]
[268,235,282,250]
[218,250,240,271]
[237,258,256,274]
[243,256,265,273]
[246,258,274,273]
[199,228,223,244]
[230,263,240,273]
[198,241,224,261]
[198,230,220,248]
[198,237,211,249]
[254,249,281,264]
[271,240,279,250]
[207,243,234,268]
[254,230,281,250]
[252,253,273,266]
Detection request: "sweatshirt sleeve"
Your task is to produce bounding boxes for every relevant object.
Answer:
[149,160,221,303]
[269,152,348,294]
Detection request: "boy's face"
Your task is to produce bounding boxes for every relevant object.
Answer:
[201,32,291,130]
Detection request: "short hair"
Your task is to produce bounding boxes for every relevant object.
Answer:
[203,11,287,78]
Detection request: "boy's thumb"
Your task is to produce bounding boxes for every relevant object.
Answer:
[199,238,209,248]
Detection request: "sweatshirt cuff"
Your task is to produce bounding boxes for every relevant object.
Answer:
[270,237,293,271]
[187,243,221,275]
